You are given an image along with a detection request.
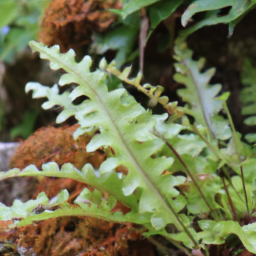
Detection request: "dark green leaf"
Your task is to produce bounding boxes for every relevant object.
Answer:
[10,110,38,139]
[148,0,182,38]
[121,0,161,18]
[181,0,233,27]
[91,24,139,67]
[181,1,256,38]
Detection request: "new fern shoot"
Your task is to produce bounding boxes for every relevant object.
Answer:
[1,38,256,255]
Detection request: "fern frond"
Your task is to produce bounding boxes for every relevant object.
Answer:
[0,162,137,209]
[104,60,182,117]
[240,58,256,142]
[199,220,256,254]
[144,226,199,249]
[25,41,191,236]
[180,1,256,38]
[173,40,226,140]
[0,187,151,228]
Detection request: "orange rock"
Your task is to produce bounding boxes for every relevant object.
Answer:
[10,124,105,170]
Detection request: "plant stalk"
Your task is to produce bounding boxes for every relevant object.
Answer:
[162,137,213,212]
[240,165,250,214]
[222,167,244,203]
[223,102,241,157]
[192,125,232,166]
[162,195,199,247]
[107,66,182,116]
[222,103,249,214]
[221,173,237,221]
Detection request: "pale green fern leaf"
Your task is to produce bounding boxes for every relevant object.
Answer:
[174,40,229,140]
[105,61,181,116]
[1,188,151,228]
[25,41,190,234]
[25,82,81,124]
[0,162,137,210]
[0,192,49,221]
[199,220,256,254]
[144,226,199,249]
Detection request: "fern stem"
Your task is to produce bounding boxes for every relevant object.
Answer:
[145,204,198,247]
[223,102,241,157]
[222,167,244,203]
[220,172,237,221]
[205,246,210,256]
[192,126,220,157]
[240,166,250,214]
[113,131,198,246]
[162,137,213,212]
[222,103,249,213]
[106,66,181,116]
[193,125,248,211]
[162,198,199,247]
[192,125,232,167]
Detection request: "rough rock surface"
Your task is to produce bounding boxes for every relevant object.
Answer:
[0,142,20,171]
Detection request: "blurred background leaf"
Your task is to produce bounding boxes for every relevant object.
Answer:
[10,110,39,139]
[0,0,50,62]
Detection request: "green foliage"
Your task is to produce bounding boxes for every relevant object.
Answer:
[0,162,137,209]
[0,163,149,226]
[10,110,38,139]
[3,1,256,254]
[199,220,256,252]
[173,40,228,140]
[148,0,182,39]
[240,58,256,142]
[25,41,189,234]
[93,0,256,75]
[104,60,179,116]
[119,0,161,19]
[0,0,50,62]
[113,0,256,50]
[0,1,17,31]
[1,38,256,254]
[180,0,256,37]
[91,23,139,68]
